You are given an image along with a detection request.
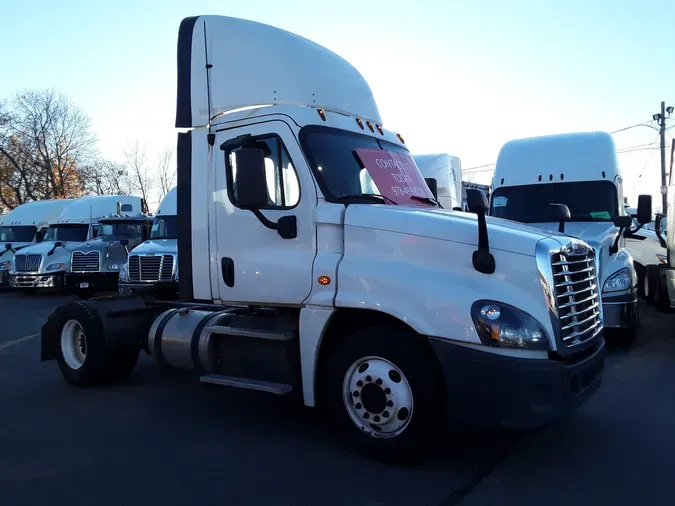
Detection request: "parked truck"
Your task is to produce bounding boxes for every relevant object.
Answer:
[490,131,652,342]
[0,199,74,286]
[39,15,606,463]
[9,195,142,292]
[118,187,179,297]
[66,212,153,298]
[414,154,463,210]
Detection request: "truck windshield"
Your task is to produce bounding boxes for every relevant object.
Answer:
[300,126,437,207]
[98,221,144,239]
[150,215,178,240]
[43,224,89,242]
[490,181,618,223]
[0,225,37,243]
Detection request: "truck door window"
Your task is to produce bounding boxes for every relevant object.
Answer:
[226,136,300,209]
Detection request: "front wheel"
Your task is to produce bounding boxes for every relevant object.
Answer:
[320,324,445,464]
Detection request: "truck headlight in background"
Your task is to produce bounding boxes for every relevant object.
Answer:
[470,300,550,350]
[0,261,9,270]
[108,264,120,271]
[46,263,65,272]
[602,267,635,293]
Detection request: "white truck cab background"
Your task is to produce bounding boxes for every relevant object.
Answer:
[414,154,463,210]
[490,131,645,336]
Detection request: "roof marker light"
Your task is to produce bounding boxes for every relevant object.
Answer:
[376,124,384,135]
[396,133,405,144]
[317,108,326,121]
[366,121,375,132]
[356,118,364,129]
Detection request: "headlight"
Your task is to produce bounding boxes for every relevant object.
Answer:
[602,267,634,293]
[46,263,65,271]
[470,300,550,350]
[108,264,120,271]
[0,261,9,270]
[656,254,667,265]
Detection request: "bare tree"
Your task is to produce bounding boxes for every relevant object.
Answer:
[123,141,155,213]
[0,89,96,208]
[82,158,131,196]
[157,145,176,201]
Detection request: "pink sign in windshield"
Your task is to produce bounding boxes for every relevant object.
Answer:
[355,149,436,207]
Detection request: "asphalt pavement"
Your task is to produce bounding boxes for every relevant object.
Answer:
[0,291,673,506]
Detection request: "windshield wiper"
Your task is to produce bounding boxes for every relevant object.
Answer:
[336,194,398,205]
[410,195,443,208]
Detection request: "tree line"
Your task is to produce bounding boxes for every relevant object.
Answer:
[0,89,175,213]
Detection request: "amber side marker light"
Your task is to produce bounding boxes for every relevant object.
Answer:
[317,108,326,121]
[318,276,331,285]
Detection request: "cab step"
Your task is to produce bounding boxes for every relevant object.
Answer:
[200,374,293,395]
[204,325,296,341]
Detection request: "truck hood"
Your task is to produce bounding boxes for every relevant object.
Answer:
[130,239,177,256]
[0,242,32,264]
[343,205,560,256]
[12,241,78,272]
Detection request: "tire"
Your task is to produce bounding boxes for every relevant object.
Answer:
[52,301,136,387]
[647,265,670,312]
[320,323,445,464]
[635,264,646,299]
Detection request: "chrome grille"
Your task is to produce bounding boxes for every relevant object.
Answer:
[551,248,602,348]
[128,254,175,282]
[14,254,41,272]
[71,251,100,272]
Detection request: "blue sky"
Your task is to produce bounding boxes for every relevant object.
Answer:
[2,0,674,208]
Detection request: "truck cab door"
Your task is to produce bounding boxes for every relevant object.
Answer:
[213,121,317,305]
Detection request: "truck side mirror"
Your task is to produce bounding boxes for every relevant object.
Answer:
[549,203,571,233]
[234,148,269,209]
[466,189,495,275]
[424,178,438,200]
[636,194,652,225]
[467,189,489,215]
[120,239,129,246]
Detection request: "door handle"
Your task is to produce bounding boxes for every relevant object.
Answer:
[221,257,234,287]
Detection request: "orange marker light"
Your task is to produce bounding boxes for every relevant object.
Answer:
[366,121,375,132]
[317,108,326,121]
[356,118,364,129]
[318,276,331,285]
[396,133,405,144]
[376,124,384,135]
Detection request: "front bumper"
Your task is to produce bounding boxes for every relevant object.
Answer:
[65,272,119,291]
[602,288,639,329]
[118,279,179,295]
[429,336,606,429]
[9,272,65,288]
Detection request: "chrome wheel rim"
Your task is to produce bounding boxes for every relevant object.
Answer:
[61,319,87,370]
[342,356,413,439]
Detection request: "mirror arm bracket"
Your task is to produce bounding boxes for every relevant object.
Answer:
[610,227,625,255]
[472,212,496,274]
[248,209,297,240]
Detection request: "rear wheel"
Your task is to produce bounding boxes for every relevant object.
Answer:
[320,324,445,464]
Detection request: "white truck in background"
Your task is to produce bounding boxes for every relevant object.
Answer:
[414,154,463,210]
[119,187,179,297]
[9,195,142,292]
[39,15,606,463]
[0,199,74,286]
[664,186,675,307]
[489,131,652,342]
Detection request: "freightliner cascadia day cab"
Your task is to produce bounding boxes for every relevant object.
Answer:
[40,15,607,463]
[490,131,653,342]
[9,195,142,292]
[414,154,463,210]
[0,199,73,286]
[118,187,179,297]
[66,212,154,298]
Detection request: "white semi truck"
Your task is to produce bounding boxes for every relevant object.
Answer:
[489,131,652,341]
[9,195,142,292]
[414,154,463,210]
[40,15,606,463]
[118,187,179,297]
[0,199,74,286]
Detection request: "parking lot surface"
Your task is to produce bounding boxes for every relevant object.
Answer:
[0,291,673,506]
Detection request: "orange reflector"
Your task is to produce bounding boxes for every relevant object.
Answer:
[366,121,374,132]
[318,276,331,285]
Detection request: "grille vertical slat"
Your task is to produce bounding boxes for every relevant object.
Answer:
[551,247,602,348]
[14,254,41,272]
[128,254,175,282]
[71,252,100,272]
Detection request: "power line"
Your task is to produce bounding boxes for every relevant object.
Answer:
[631,135,661,191]
[463,163,495,172]
[610,120,658,135]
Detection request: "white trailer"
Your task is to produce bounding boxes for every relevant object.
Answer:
[414,154,463,210]
[40,16,606,463]
[9,195,142,291]
[0,199,74,285]
[490,131,652,342]
[119,187,179,297]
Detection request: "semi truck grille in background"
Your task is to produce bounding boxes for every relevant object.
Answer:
[71,252,101,272]
[14,254,41,273]
[128,255,175,282]
[551,248,602,348]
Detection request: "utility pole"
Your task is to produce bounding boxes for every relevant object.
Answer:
[654,101,674,213]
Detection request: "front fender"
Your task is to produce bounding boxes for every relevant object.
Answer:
[336,227,552,349]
